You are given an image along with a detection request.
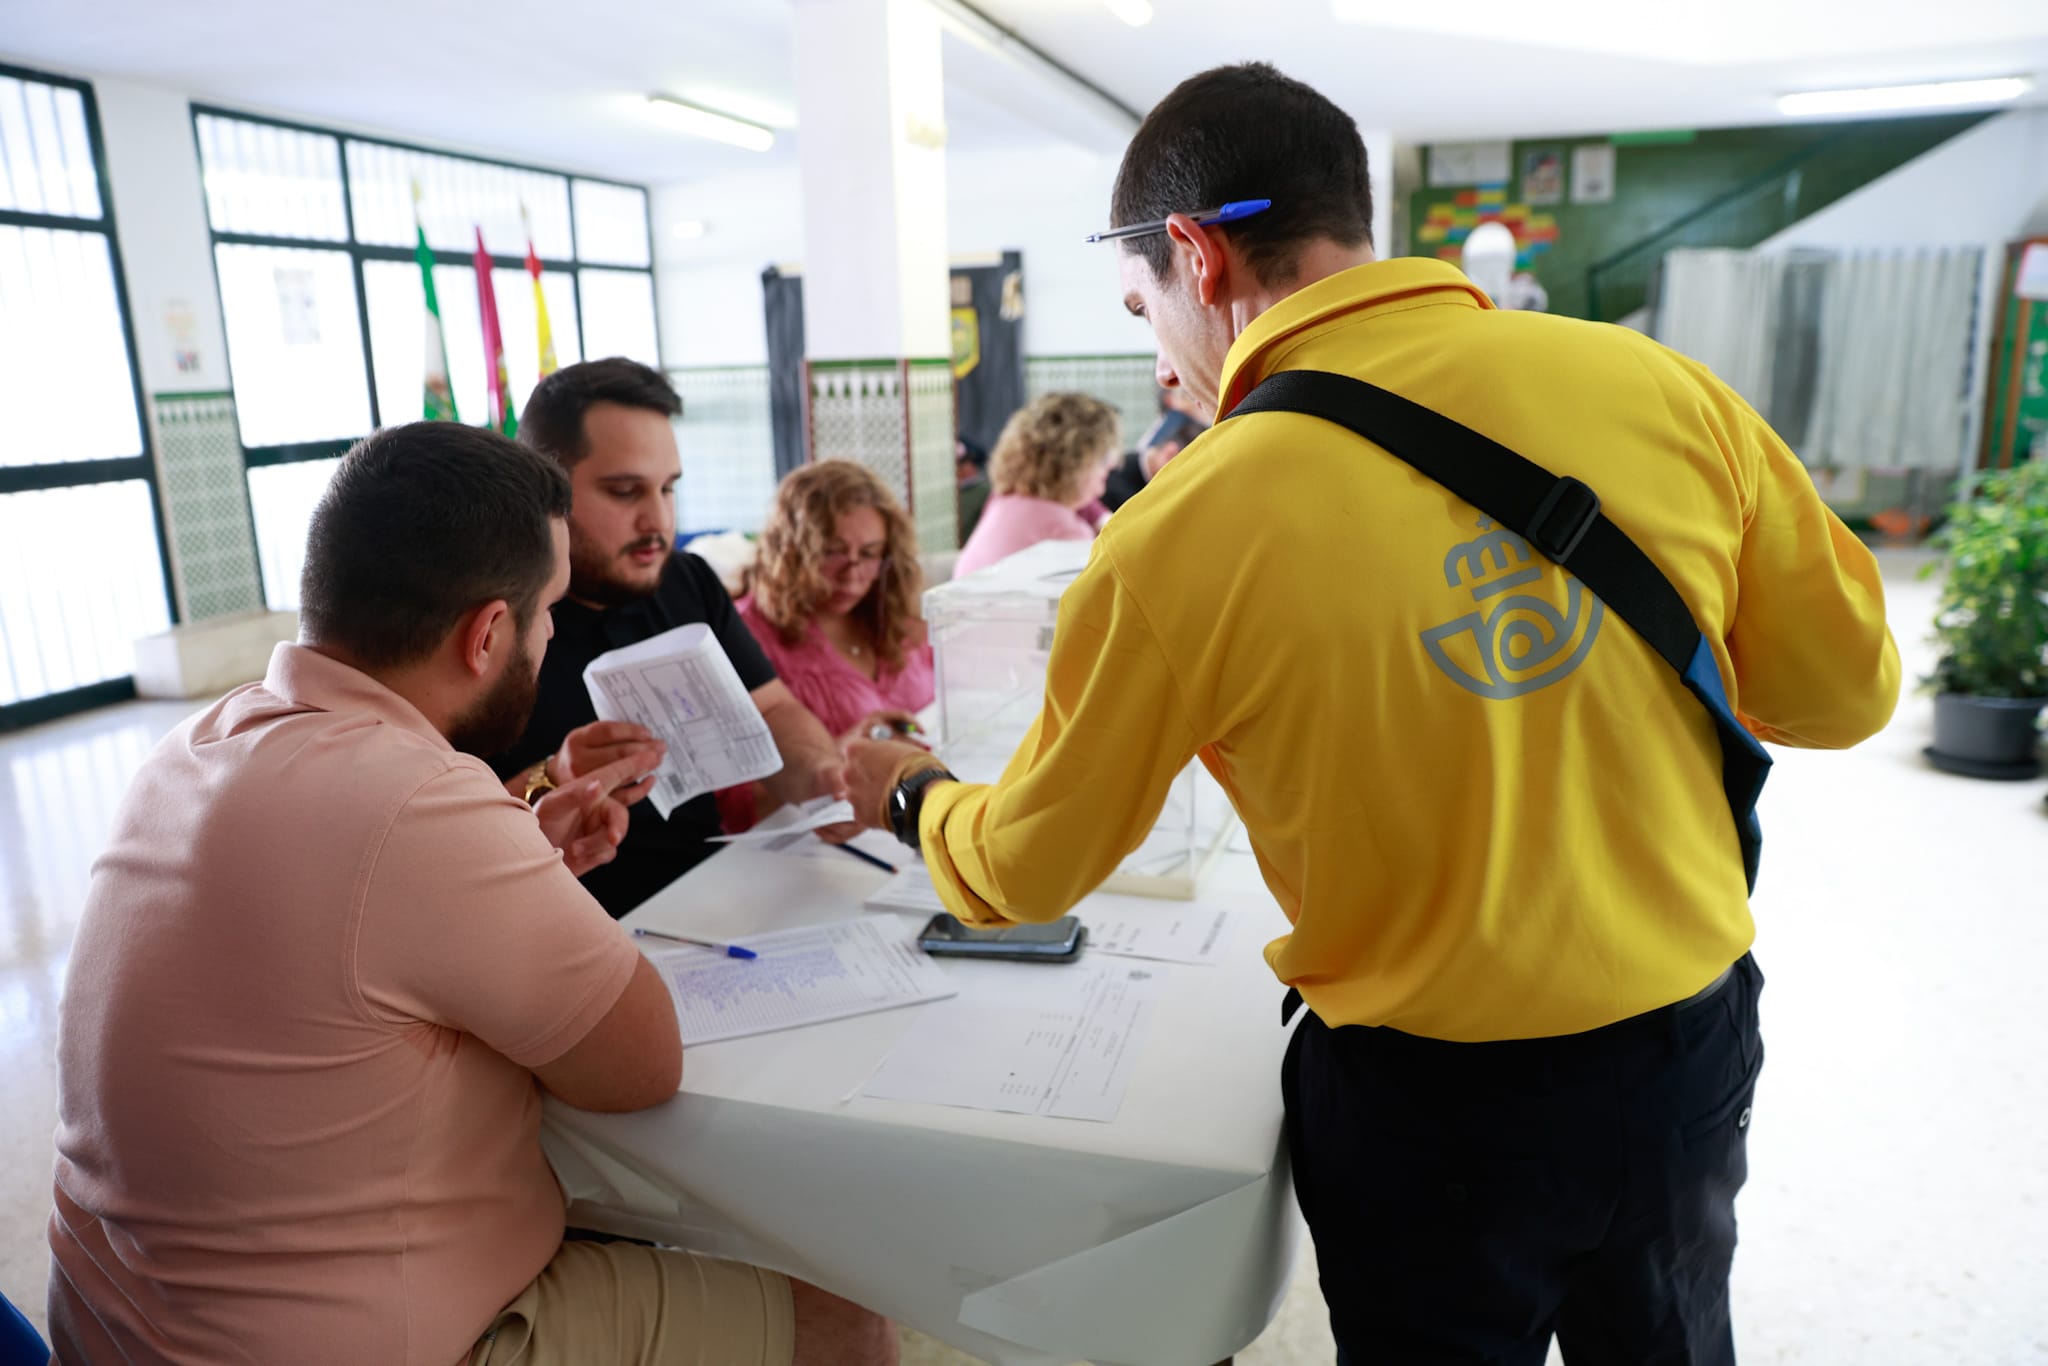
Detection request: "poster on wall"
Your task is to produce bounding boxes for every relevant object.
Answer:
[1572,144,1617,203]
[1521,149,1564,205]
[1429,141,1511,187]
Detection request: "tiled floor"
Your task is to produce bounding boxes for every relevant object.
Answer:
[4,552,2045,1363]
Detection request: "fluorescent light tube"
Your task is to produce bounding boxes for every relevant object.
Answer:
[1778,76,2032,117]
[646,95,776,152]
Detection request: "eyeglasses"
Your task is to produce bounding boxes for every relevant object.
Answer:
[1085,198,1272,244]
[821,550,892,576]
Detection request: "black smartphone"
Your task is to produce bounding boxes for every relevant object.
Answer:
[917,914,1086,963]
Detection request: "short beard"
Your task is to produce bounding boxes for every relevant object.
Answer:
[448,637,540,758]
[569,537,666,607]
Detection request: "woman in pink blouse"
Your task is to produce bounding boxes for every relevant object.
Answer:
[738,460,935,747]
[953,393,1123,577]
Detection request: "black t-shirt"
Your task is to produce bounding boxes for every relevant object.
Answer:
[1103,450,1148,512]
[494,552,777,918]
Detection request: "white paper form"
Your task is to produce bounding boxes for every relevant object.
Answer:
[645,920,956,1046]
[707,796,857,844]
[1082,905,1237,965]
[582,623,783,819]
[862,963,1159,1122]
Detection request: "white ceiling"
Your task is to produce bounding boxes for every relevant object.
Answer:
[2,0,2044,187]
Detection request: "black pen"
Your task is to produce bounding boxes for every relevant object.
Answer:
[834,843,899,875]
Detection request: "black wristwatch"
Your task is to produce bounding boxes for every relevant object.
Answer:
[888,764,957,852]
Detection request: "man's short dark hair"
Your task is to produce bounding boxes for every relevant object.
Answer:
[1110,63,1372,286]
[518,357,682,467]
[300,422,572,668]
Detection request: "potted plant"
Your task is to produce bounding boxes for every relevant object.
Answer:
[1921,458,2048,778]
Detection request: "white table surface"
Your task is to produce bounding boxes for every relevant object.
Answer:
[541,842,1306,1366]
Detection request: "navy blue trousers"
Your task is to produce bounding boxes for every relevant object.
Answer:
[1282,956,1764,1366]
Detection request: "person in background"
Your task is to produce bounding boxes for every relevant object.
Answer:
[952,392,1121,577]
[739,461,935,757]
[845,61,1898,1366]
[955,435,991,543]
[1104,406,1206,511]
[49,421,896,1366]
[495,357,854,919]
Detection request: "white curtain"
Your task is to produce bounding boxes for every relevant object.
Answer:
[1654,249,1791,419]
[1655,245,1982,471]
[1803,248,1980,471]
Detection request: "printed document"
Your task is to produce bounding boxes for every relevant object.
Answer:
[583,623,781,818]
[862,962,1158,1122]
[643,919,956,1046]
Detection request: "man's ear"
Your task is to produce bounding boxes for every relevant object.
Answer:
[1164,213,1231,308]
[454,599,514,678]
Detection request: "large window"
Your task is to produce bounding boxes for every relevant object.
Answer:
[0,66,174,729]
[193,107,659,608]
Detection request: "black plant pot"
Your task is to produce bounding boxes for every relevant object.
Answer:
[1925,692,2047,780]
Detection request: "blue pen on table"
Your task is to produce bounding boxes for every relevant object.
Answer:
[833,842,899,875]
[633,927,757,959]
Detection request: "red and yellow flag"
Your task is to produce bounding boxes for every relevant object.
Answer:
[522,206,557,378]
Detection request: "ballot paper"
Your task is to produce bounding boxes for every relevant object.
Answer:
[583,623,782,819]
[864,864,950,915]
[866,868,1238,966]
[707,796,857,844]
[861,962,1158,1122]
[643,919,956,1046]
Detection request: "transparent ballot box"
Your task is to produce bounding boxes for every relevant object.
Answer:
[924,539,1235,899]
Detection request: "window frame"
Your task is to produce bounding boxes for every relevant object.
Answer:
[0,62,179,731]
[189,101,660,539]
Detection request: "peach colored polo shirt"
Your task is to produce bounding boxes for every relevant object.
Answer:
[49,644,640,1366]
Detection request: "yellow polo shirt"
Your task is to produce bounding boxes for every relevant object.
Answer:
[919,259,1899,1042]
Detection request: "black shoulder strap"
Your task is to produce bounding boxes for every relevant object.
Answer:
[1227,368,1771,892]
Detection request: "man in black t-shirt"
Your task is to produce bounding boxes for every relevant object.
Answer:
[494,359,851,916]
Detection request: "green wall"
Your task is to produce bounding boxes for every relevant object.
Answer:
[1408,113,1990,322]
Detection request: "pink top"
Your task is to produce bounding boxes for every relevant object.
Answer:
[737,595,935,738]
[49,644,638,1366]
[953,492,1096,577]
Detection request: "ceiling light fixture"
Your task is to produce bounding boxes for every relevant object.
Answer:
[1102,0,1153,27]
[1778,76,2032,117]
[645,94,776,152]
[670,220,707,240]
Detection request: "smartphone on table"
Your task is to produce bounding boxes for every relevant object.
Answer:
[917,914,1086,963]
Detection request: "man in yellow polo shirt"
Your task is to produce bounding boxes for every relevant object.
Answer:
[848,63,1898,1363]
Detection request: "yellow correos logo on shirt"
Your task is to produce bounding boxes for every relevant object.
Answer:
[1421,520,1603,700]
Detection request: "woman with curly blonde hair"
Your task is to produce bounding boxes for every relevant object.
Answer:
[953,392,1122,577]
[737,459,935,745]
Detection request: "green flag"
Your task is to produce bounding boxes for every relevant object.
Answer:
[415,201,459,423]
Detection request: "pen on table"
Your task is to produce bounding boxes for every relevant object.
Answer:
[632,927,758,959]
[833,842,898,875]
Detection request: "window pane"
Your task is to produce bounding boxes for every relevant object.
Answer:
[0,225,143,466]
[215,244,370,447]
[247,457,340,611]
[495,268,582,414]
[345,140,573,259]
[194,113,347,241]
[571,180,650,267]
[0,481,170,705]
[365,261,584,434]
[0,78,102,219]
[578,269,659,368]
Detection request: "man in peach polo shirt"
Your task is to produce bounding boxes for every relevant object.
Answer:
[48,423,894,1366]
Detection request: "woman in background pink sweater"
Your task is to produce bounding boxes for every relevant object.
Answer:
[738,460,934,744]
[953,393,1122,577]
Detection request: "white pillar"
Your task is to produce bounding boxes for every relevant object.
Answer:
[791,0,952,362]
